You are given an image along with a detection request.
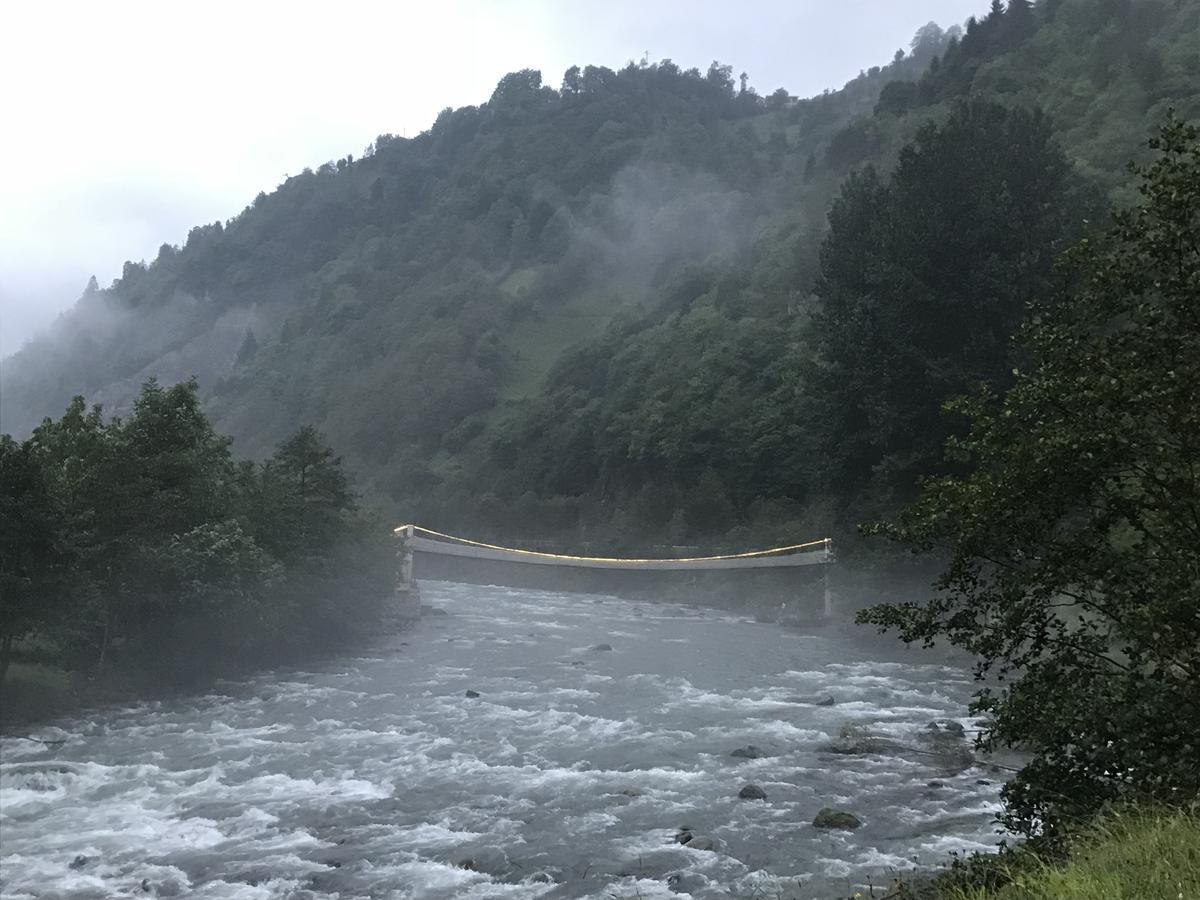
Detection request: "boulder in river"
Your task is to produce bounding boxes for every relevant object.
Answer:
[828,722,891,754]
[786,694,836,706]
[730,745,769,759]
[812,807,862,830]
[667,872,708,892]
[683,834,718,851]
[738,784,767,800]
[591,643,614,651]
[674,829,693,844]
[464,689,481,698]
[69,855,89,870]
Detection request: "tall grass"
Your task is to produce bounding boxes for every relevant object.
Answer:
[948,809,1200,900]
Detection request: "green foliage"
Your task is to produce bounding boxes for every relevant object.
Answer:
[898,0,1200,196]
[0,381,393,689]
[0,435,62,682]
[807,100,1095,529]
[858,118,1200,839]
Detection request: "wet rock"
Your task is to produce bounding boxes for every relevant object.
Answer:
[668,871,708,892]
[919,722,975,772]
[976,779,992,786]
[69,855,89,870]
[141,878,152,892]
[730,745,769,759]
[570,661,586,667]
[449,847,510,876]
[828,723,892,754]
[785,694,835,705]
[738,784,767,800]
[530,872,555,883]
[674,829,693,844]
[927,780,947,788]
[938,746,977,773]
[683,835,718,851]
[464,689,481,698]
[591,643,613,651]
[812,807,862,830]
[620,788,645,797]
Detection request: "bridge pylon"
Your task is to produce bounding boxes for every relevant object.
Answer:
[393,524,422,621]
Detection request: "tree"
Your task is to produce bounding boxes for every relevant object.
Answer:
[236,327,259,364]
[859,118,1200,841]
[259,426,354,559]
[0,436,60,686]
[561,65,582,95]
[806,100,1093,530]
[1005,0,1037,46]
[27,397,122,667]
[27,381,239,669]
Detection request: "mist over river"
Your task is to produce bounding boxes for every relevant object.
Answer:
[1,582,1010,899]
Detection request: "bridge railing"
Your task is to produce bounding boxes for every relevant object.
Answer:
[393,524,835,614]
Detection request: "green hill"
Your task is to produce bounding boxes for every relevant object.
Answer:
[2,0,1197,546]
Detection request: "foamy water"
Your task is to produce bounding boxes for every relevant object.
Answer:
[0,583,1008,898]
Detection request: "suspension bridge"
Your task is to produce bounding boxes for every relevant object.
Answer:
[392,524,835,619]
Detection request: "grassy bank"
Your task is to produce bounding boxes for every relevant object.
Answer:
[892,809,1200,900]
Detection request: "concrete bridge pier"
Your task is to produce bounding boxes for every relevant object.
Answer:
[393,524,422,622]
[822,537,835,619]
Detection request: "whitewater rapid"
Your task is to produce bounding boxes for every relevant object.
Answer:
[1,582,1008,899]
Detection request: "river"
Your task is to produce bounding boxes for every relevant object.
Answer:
[1,581,1009,899]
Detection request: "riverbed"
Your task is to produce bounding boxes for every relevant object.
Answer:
[0,581,1008,898]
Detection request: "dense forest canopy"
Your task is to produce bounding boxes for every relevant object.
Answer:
[2,0,1197,551]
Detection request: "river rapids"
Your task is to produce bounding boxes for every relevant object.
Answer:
[1,582,1009,899]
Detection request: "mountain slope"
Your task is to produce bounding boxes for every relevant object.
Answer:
[1,44,947,477]
[3,0,1197,546]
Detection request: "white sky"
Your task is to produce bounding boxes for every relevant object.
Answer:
[0,0,985,356]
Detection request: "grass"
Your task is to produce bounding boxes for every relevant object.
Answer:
[499,282,624,401]
[935,809,1200,900]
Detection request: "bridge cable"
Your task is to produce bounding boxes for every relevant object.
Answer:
[393,524,830,565]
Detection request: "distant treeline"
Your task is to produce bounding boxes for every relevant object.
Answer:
[0,381,393,689]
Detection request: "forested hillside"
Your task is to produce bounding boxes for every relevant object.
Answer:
[3,0,1197,549]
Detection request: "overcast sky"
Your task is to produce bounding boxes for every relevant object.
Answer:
[0,0,985,356]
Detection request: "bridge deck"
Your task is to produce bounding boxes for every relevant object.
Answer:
[410,535,831,571]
